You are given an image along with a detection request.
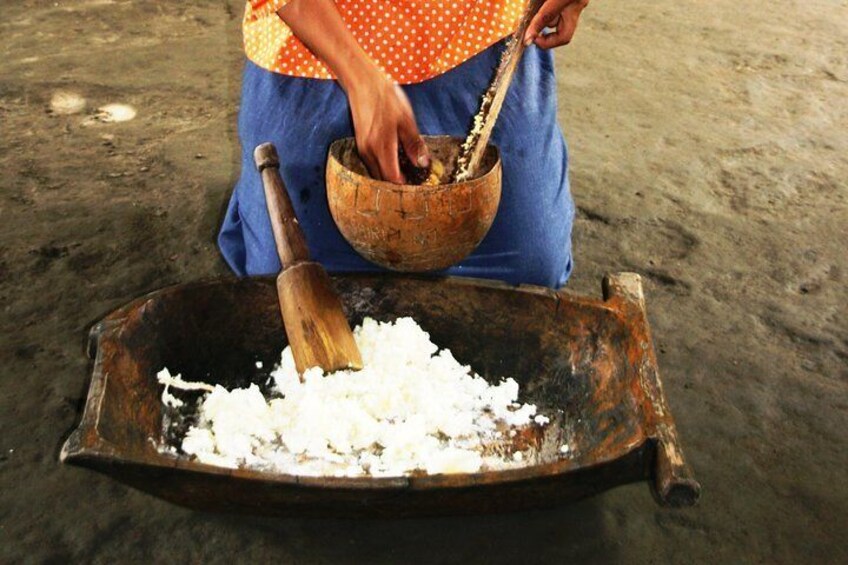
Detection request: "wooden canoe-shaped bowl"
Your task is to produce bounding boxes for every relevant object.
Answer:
[61,273,699,517]
[326,136,501,272]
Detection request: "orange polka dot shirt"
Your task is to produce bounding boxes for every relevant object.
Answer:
[244,0,526,85]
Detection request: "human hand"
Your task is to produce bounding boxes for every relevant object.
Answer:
[346,68,430,184]
[524,0,590,49]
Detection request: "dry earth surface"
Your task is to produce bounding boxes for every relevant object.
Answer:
[1,0,846,563]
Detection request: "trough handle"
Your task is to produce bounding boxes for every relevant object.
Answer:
[603,272,701,507]
[254,142,312,267]
[654,427,702,507]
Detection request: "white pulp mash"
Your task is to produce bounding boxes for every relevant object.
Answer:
[159,317,551,477]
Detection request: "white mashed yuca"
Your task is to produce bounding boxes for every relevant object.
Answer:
[160,317,547,477]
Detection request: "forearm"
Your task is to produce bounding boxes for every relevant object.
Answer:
[277,0,382,93]
[274,0,428,183]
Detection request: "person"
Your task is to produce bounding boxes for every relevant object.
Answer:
[219,0,590,288]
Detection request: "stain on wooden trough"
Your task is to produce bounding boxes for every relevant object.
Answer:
[62,273,700,517]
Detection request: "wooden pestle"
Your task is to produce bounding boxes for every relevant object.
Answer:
[254,142,363,374]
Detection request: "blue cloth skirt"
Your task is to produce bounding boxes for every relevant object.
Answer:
[219,42,574,288]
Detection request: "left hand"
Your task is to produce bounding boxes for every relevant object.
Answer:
[524,0,590,49]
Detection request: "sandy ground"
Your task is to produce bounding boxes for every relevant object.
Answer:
[1,0,846,562]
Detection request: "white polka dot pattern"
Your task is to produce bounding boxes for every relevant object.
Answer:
[243,0,524,84]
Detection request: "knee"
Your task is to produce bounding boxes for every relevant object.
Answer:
[512,245,573,289]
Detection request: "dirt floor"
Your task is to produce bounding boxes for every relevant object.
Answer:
[1,0,846,562]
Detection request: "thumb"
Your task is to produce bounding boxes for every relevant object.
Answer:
[398,123,429,169]
[395,86,430,168]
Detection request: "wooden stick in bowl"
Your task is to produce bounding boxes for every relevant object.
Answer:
[454,0,544,182]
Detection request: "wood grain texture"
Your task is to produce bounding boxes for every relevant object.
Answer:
[276,263,363,373]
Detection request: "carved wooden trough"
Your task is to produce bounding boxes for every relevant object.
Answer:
[61,273,700,517]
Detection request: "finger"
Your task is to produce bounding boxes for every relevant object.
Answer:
[361,152,382,181]
[534,4,584,48]
[524,0,568,46]
[357,139,382,181]
[393,86,430,168]
[375,135,405,184]
[397,118,429,170]
[534,16,570,49]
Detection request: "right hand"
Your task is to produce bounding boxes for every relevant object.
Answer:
[523,0,590,49]
[346,69,430,184]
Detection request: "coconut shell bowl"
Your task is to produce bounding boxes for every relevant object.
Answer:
[326,136,501,272]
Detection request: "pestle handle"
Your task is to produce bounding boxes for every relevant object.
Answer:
[254,142,311,267]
